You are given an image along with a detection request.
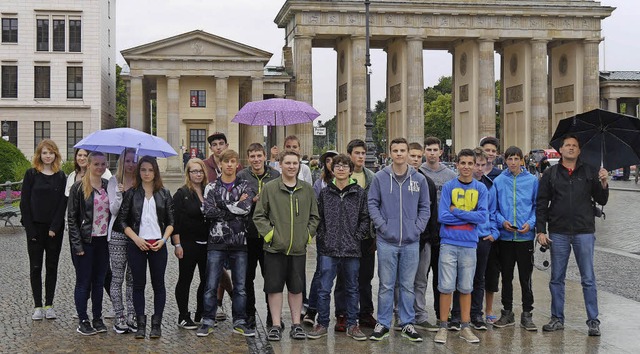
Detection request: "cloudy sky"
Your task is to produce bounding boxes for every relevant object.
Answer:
[116,0,637,124]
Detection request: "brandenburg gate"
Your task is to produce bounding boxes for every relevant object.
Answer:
[275,0,613,153]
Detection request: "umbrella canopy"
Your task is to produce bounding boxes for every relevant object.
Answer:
[231,98,320,126]
[549,108,640,170]
[74,127,177,158]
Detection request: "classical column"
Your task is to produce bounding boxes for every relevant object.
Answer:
[248,76,265,145]
[406,36,424,144]
[607,98,618,113]
[293,35,313,155]
[216,76,229,134]
[350,35,367,144]
[166,76,181,172]
[582,39,600,112]
[478,38,496,139]
[531,39,549,149]
[129,75,144,130]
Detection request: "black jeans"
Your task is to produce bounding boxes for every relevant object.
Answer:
[175,241,207,318]
[497,240,534,312]
[27,222,63,308]
[72,236,110,321]
[471,238,492,319]
[335,237,376,317]
[245,237,267,318]
[127,241,167,317]
[429,242,440,319]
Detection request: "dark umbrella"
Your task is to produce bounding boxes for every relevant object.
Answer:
[549,108,640,171]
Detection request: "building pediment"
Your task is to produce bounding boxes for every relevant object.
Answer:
[121,30,272,64]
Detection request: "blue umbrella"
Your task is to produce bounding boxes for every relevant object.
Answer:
[74,127,177,158]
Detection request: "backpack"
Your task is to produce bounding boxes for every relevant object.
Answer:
[548,164,605,219]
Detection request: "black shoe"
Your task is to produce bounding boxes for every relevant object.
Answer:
[369,323,390,341]
[587,319,601,336]
[471,318,487,330]
[178,313,198,330]
[135,315,147,339]
[401,323,423,342]
[493,309,515,328]
[542,317,564,332]
[92,318,107,333]
[150,315,162,338]
[77,320,97,336]
[448,320,461,331]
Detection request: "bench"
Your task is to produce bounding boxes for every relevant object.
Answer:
[0,180,22,229]
[0,203,20,228]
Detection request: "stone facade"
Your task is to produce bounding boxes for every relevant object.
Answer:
[600,71,640,117]
[0,0,116,160]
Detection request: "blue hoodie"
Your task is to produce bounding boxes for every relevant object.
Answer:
[476,176,499,239]
[493,168,538,241]
[438,178,488,248]
[368,165,430,246]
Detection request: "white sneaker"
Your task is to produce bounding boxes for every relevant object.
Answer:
[32,307,44,320]
[44,306,57,319]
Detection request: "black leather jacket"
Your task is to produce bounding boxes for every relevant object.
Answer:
[116,186,175,239]
[67,178,110,254]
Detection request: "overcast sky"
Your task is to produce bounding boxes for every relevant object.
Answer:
[116,0,637,125]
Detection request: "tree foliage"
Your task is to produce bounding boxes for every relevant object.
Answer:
[423,76,453,142]
[116,65,128,128]
[0,139,31,182]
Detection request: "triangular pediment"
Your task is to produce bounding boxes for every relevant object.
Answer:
[121,30,272,63]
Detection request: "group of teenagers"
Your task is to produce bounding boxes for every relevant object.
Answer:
[19,130,609,345]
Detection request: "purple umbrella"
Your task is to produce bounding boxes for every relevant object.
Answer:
[232,98,320,127]
[74,127,177,158]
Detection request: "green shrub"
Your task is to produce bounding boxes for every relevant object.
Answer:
[61,160,75,175]
[0,139,31,183]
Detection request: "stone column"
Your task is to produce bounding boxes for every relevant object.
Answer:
[582,39,600,112]
[216,76,229,134]
[531,39,549,149]
[406,36,425,144]
[350,35,367,144]
[607,98,618,113]
[166,76,181,172]
[249,76,265,145]
[129,75,144,131]
[478,38,496,139]
[293,35,313,155]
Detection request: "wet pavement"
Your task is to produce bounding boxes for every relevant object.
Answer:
[1,183,639,353]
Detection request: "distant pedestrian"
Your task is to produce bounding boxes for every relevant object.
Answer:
[312,150,337,198]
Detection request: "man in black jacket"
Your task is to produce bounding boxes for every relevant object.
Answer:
[536,134,609,337]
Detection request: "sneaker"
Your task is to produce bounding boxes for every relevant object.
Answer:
[434,327,448,344]
[542,317,564,332]
[369,323,390,341]
[303,310,316,326]
[359,313,377,328]
[127,314,138,333]
[485,314,497,324]
[233,323,256,337]
[267,325,282,341]
[77,320,97,336]
[347,325,367,341]
[92,318,107,333]
[31,307,44,321]
[448,320,461,331]
[335,315,347,332]
[196,323,215,337]
[113,316,130,334]
[43,306,56,319]
[290,324,307,340]
[215,305,227,321]
[307,324,328,339]
[104,308,116,319]
[493,309,515,328]
[459,327,480,343]
[416,320,439,332]
[471,318,488,330]
[587,319,601,336]
[401,323,423,342]
[178,316,198,330]
[520,312,538,331]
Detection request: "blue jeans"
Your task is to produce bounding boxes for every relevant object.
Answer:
[202,249,248,326]
[549,233,598,322]
[316,255,359,328]
[376,240,419,328]
[73,236,109,321]
[438,243,477,294]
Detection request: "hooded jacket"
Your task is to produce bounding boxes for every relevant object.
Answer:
[493,168,538,241]
[476,175,499,239]
[438,178,488,248]
[367,165,431,246]
[317,180,370,257]
[419,162,458,203]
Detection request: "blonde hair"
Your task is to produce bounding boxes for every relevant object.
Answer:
[32,139,62,173]
[184,158,208,192]
[115,148,136,183]
[81,152,106,200]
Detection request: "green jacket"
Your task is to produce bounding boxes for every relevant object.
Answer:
[253,177,320,256]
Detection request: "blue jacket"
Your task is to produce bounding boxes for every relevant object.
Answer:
[476,176,498,239]
[493,168,538,241]
[368,165,430,246]
[438,178,488,248]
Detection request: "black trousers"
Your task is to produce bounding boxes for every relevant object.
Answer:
[27,223,63,308]
[497,240,534,312]
[470,238,493,319]
[175,241,207,317]
[429,242,441,318]
[245,237,267,317]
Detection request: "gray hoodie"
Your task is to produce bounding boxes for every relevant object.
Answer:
[419,162,457,203]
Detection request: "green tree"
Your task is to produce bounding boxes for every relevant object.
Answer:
[116,65,128,128]
[0,139,31,182]
[424,93,452,141]
[372,100,387,153]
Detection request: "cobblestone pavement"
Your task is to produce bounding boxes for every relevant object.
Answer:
[2,184,640,353]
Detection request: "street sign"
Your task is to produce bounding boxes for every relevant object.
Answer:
[446,139,452,147]
[314,127,326,136]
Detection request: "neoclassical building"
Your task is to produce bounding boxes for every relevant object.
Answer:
[600,71,640,117]
[121,30,289,171]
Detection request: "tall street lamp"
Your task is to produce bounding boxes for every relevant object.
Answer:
[364,0,376,169]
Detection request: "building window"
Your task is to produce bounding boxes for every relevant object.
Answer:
[190,90,206,107]
[108,28,111,47]
[108,1,111,19]
[34,66,50,99]
[190,129,206,158]
[67,66,83,99]
[1,66,17,98]
[67,121,83,160]
[69,19,81,52]
[2,18,18,43]
[36,19,48,51]
[1,120,17,146]
[34,121,50,149]
[52,19,65,52]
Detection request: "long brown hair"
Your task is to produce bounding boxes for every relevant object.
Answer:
[184,158,208,192]
[32,139,62,173]
[135,156,163,192]
[81,152,106,200]
[115,148,136,183]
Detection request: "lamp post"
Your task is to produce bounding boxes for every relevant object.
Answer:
[364,0,376,169]
[1,121,8,141]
